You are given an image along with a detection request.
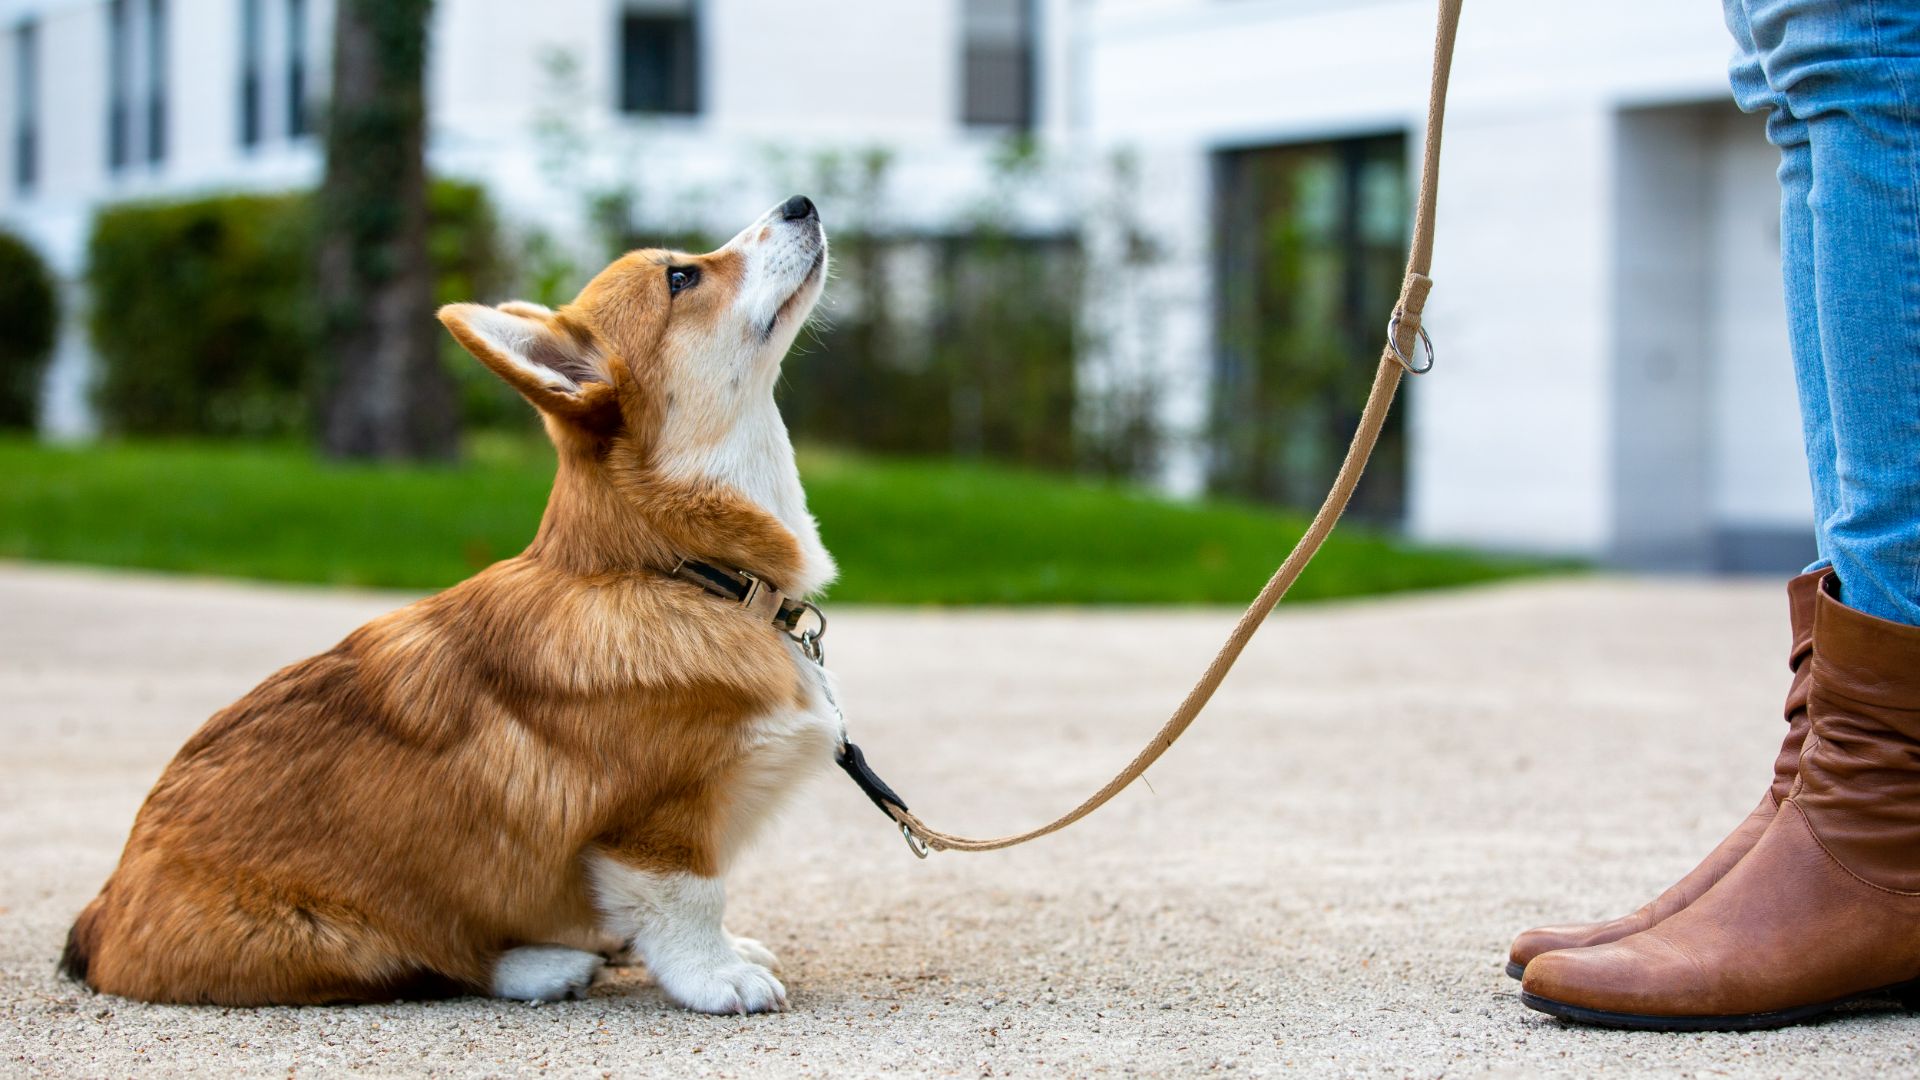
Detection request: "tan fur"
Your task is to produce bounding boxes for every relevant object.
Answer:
[63,233,827,1005]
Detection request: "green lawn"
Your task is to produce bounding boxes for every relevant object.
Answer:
[0,436,1562,603]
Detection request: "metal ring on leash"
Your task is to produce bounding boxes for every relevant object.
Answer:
[900,823,930,859]
[1386,315,1436,375]
[795,600,827,664]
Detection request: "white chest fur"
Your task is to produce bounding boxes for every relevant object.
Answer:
[713,648,844,868]
[659,395,837,600]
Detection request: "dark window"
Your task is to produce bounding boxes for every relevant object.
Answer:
[285,0,308,137]
[239,0,262,146]
[619,3,699,115]
[1212,135,1410,520]
[146,0,168,163]
[961,0,1034,128]
[12,20,35,193]
[107,0,130,169]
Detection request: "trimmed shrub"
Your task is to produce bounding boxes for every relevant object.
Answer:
[0,229,60,430]
[87,180,506,438]
[89,194,316,437]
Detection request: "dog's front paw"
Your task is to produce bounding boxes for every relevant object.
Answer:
[656,960,787,1015]
[730,934,780,971]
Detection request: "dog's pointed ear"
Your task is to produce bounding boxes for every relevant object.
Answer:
[438,302,613,420]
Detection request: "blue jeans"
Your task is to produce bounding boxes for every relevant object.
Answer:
[1725,0,1920,627]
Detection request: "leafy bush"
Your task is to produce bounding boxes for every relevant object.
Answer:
[87,181,505,438]
[89,194,316,437]
[0,230,60,430]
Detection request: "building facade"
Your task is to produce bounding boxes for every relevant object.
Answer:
[0,0,1081,435]
[1077,0,1810,570]
[0,0,1812,570]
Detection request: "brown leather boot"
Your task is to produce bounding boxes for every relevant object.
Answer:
[1504,570,1822,979]
[1520,574,1920,1030]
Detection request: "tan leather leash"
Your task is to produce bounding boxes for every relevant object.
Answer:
[825,0,1464,856]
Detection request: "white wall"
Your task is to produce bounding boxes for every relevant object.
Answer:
[1605,102,1810,569]
[1081,0,1809,564]
[5,1,115,436]
[1,0,1085,254]
[0,0,1083,433]
[1415,104,1617,554]
[4,0,111,276]
[0,0,334,264]
[426,0,1085,242]
[0,0,1817,565]
[0,0,332,435]
[1706,107,1811,538]
[1611,103,1715,569]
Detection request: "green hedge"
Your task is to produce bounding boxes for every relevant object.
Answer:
[87,180,506,438]
[88,193,314,436]
[0,229,60,430]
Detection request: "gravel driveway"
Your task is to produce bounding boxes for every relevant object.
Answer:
[3,563,1912,1077]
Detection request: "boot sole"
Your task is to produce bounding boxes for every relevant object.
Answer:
[1505,961,1525,981]
[1521,978,1920,1032]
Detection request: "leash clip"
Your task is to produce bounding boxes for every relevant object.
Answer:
[793,600,827,664]
[1386,313,1436,375]
[838,739,931,857]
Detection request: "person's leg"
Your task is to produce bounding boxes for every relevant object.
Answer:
[1731,5,1840,562]
[1518,1,1920,1028]
[1759,0,1920,622]
[1500,0,1828,979]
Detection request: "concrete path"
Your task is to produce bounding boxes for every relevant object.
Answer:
[2,563,1911,1077]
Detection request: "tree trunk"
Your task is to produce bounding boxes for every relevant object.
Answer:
[316,0,457,460]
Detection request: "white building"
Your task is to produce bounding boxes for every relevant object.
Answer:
[0,0,1813,571]
[0,0,1082,432]
[1079,0,1809,571]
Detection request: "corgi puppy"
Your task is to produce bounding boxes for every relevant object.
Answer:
[60,196,838,1014]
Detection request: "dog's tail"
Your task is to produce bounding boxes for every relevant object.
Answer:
[57,904,97,984]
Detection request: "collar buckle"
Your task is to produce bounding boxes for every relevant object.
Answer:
[737,571,783,624]
[672,558,826,663]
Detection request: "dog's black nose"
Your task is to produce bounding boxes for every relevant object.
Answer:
[781,195,817,222]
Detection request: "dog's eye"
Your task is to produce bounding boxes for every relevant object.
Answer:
[667,267,698,296]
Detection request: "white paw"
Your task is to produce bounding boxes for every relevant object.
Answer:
[490,945,604,1002]
[730,934,780,971]
[656,960,787,1015]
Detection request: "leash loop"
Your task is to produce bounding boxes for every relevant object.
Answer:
[1386,314,1436,375]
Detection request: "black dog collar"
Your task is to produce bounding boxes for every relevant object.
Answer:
[671,559,812,633]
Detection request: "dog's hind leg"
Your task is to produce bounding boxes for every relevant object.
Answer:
[489,945,605,1002]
